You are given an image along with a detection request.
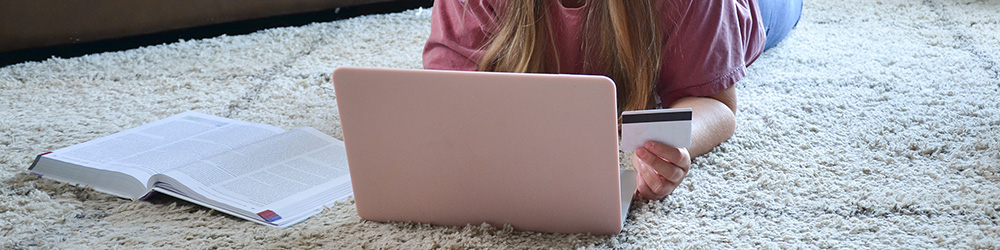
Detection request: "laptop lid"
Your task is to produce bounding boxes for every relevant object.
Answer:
[332,67,631,235]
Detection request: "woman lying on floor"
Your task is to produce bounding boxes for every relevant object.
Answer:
[423,0,802,200]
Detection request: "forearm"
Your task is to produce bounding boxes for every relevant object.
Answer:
[668,88,737,157]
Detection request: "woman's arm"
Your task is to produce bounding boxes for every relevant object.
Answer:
[632,85,736,200]
[670,85,737,157]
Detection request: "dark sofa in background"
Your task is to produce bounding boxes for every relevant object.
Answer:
[0,0,421,54]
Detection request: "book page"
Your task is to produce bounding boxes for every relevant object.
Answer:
[157,127,351,227]
[45,111,285,185]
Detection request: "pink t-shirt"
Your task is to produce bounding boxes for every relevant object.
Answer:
[423,0,765,106]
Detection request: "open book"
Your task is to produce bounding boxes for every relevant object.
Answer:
[28,111,352,228]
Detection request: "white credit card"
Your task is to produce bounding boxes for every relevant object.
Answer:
[620,108,692,150]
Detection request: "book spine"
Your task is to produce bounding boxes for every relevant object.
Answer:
[28,152,52,171]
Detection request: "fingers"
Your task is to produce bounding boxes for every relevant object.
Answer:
[635,164,678,200]
[643,141,691,173]
[635,158,667,192]
[635,174,657,200]
[632,154,679,200]
[635,147,686,183]
[632,141,691,200]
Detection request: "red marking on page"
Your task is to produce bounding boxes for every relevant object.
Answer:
[257,210,282,222]
[28,152,53,170]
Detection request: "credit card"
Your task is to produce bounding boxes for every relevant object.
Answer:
[620,108,692,150]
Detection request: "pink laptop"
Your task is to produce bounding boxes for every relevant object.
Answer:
[332,67,637,235]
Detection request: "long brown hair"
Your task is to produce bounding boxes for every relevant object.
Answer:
[476,0,663,113]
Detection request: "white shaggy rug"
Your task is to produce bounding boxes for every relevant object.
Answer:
[2,0,999,248]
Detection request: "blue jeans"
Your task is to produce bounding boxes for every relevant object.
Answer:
[758,0,803,51]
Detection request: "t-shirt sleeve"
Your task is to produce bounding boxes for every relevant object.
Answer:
[658,0,765,106]
[422,0,499,71]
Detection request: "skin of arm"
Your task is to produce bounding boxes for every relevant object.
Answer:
[632,85,737,200]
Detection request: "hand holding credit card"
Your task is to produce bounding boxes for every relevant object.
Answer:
[620,108,692,150]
